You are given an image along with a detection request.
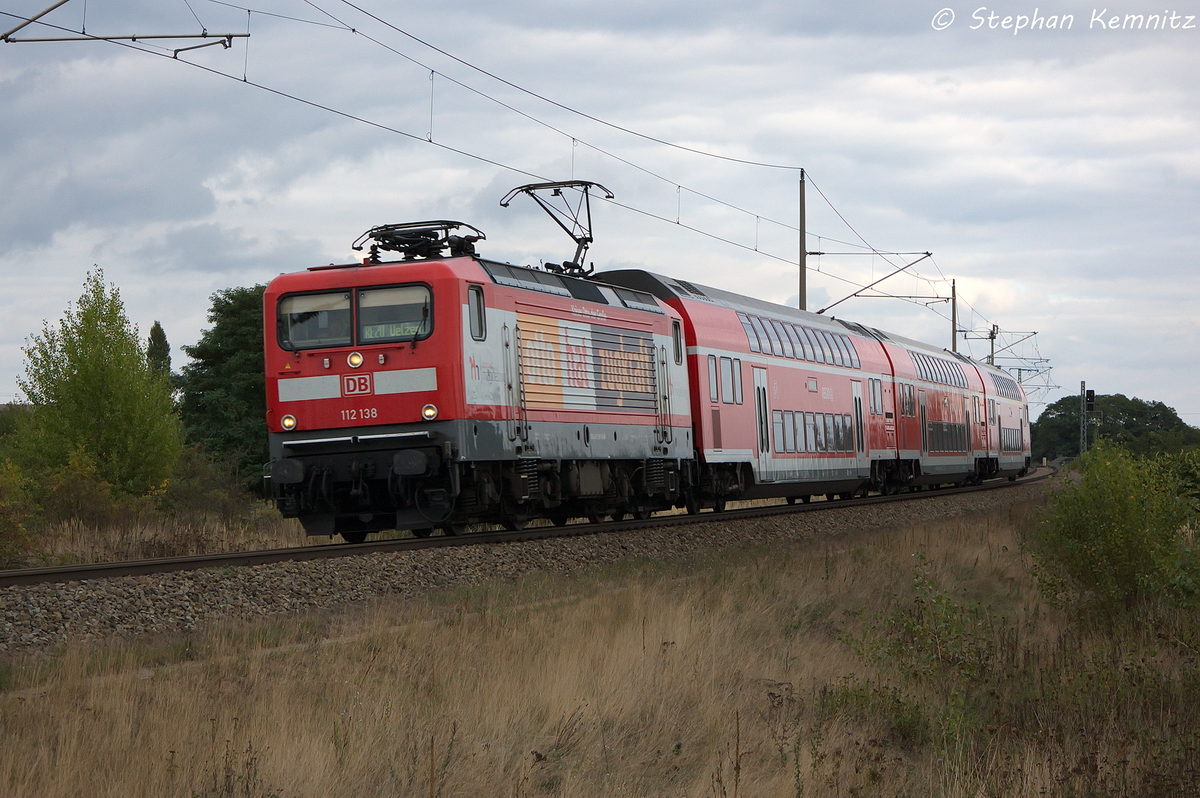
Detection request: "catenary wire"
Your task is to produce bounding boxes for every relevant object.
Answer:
[213,0,813,239]
[333,0,806,171]
[216,0,922,266]
[203,0,347,30]
[0,10,985,320]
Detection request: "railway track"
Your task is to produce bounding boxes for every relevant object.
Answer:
[0,467,1054,588]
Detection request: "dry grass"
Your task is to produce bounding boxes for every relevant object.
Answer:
[3,495,1199,796]
[34,506,307,565]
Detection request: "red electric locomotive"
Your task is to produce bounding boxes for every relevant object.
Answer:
[265,220,693,540]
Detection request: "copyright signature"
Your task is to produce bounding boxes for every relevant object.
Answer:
[932,8,956,28]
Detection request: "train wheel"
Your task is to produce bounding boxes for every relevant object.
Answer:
[439,524,463,536]
[341,531,368,544]
[549,510,571,527]
[786,496,797,505]
[587,510,605,524]
[610,511,627,522]
[412,528,433,538]
[684,492,702,515]
[712,497,727,513]
[633,508,652,520]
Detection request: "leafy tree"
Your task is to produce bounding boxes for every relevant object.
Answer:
[147,320,171,377]
[14,269,181,494]
[1032,393,1200,461]
[0,403,30,442]
[178,285,268,484]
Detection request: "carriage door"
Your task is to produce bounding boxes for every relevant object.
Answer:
[918,390,928,455]
[851,380,867,473]
[753,367,770,472]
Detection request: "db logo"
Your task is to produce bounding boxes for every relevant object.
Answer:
[342,374,373,396]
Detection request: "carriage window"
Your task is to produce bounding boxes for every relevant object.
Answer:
[843,336,861,369]
[822,331,845,367]
[720,357,735,404]
[771,320,795,358]
[278,291,352,350]
[802,327,825,364]
[468,285,486,341]
[750,316,771,355]
[773,410,786,453]
[786,325,808,361]
[759,317,784,357]
[733,359,743,405]
[708,355,719,403]
[358,285,432,343]
[784,411,796,452]
[737,313,761,353]
[805,412,818,453]
[672,321,683,364]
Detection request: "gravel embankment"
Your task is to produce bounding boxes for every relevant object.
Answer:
[1,483,1045,654]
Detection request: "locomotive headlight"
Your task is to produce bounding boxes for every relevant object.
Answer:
[347,351,364,368]
[421,403,439,421]
[281,414,298,431]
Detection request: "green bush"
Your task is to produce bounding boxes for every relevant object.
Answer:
[39,448,126,529]
[1164,448,1200,511]
[160,445,259,525]
[0,460,36,567]
[1033,441,1197,607]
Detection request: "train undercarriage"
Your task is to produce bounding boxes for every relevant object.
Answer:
[272,444,690,542]
[271,435,1031,542]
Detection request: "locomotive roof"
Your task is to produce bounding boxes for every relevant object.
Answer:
[595,268,1020,384]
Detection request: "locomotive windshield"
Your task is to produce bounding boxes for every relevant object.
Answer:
[278,292,352,350]
[358,285,432,343]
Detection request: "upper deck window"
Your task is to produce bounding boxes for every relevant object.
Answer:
[771,320,795,358]
[358,285,432,343]
[278,291,352,350]
[737,313,761,353]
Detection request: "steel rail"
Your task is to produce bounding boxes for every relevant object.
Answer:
[0,468,1053,588]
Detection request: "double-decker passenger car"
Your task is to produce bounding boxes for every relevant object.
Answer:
[596,270,1032,504]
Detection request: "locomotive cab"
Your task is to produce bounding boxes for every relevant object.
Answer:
[265,253,470,540]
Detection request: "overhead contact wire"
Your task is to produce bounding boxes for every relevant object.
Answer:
[0,12,935,313]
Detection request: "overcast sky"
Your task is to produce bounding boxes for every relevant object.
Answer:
[1,0,1197,420]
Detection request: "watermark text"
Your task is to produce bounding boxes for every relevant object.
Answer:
[931,7,1197,32]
